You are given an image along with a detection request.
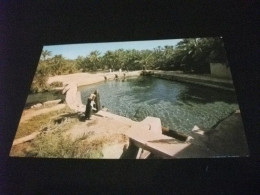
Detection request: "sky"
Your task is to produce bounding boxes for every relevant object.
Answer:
[43,39,183,60]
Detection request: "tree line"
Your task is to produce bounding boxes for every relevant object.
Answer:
[31,37,227,93]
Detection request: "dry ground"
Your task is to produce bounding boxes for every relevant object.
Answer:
[11,72,143,159]
[10,105,133,159]
[47,71,142,87]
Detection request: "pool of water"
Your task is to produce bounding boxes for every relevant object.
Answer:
[80,76,239,133]
[25,91,65,108]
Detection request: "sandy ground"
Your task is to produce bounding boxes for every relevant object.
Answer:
[64,112,135,158]
[65,114,136,141]
[47,71,142,87]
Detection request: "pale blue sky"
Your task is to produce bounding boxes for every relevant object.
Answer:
[43,39,182,60]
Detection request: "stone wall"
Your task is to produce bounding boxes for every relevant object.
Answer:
[143,70,235,91]
[210,63,232,79]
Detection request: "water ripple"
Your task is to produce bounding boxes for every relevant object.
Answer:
[81,77,238,132]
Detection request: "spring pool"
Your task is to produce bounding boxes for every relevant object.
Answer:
[80,76,239,133]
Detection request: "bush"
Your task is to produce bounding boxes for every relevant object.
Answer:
[30,73,49,93]
[15,107,72,139]
[30,131,103,159]
[49,81,63,87]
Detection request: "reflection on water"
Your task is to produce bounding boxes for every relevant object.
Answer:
[81,77,239,133]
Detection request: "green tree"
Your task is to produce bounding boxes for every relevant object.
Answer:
[41,50,52,61]
[174,37,227,73]
[76,56,87,72]
[127,49,142,70]
[30,60,49,93]
[155,46,176,70]
[103,50,120,71]
[135,50,153,70]
[48,55,66,75]
[88,51,101,71]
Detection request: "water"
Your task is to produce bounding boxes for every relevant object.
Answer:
[80,77,239,133]
[25,91,65,108]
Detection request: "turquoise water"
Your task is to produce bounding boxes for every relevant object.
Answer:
[80,77,239,133]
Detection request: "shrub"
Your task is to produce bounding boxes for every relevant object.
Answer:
[50,81,63,87]
[15,107,73,139]
[30,131,103,159]
[30,73,49,93]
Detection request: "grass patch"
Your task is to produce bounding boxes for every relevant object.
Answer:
[49,81,63,87]
[14,106,74,139]
[30,131,103,159]
[26,131,127,159]
[13,108,129,159]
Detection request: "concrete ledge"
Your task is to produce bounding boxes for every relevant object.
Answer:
[96,110,138,126]
[141,117,162,134]
[125,122,190,158]
[43,99,62,107]
[143,70,235,91]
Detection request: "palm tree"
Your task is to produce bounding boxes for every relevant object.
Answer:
[49,55,66,75]
[88,50,101,71]
[175,38,209,72]
[76,56,85,71]
[174,37,227,73]
[41,50,52,61]
[135,50,153,70]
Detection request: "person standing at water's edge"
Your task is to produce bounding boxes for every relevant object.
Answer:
[94,89,101,112]
[122,73,126,81]
[85,95,97,120]
[89,93,97,111]
[84,98,92,120]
